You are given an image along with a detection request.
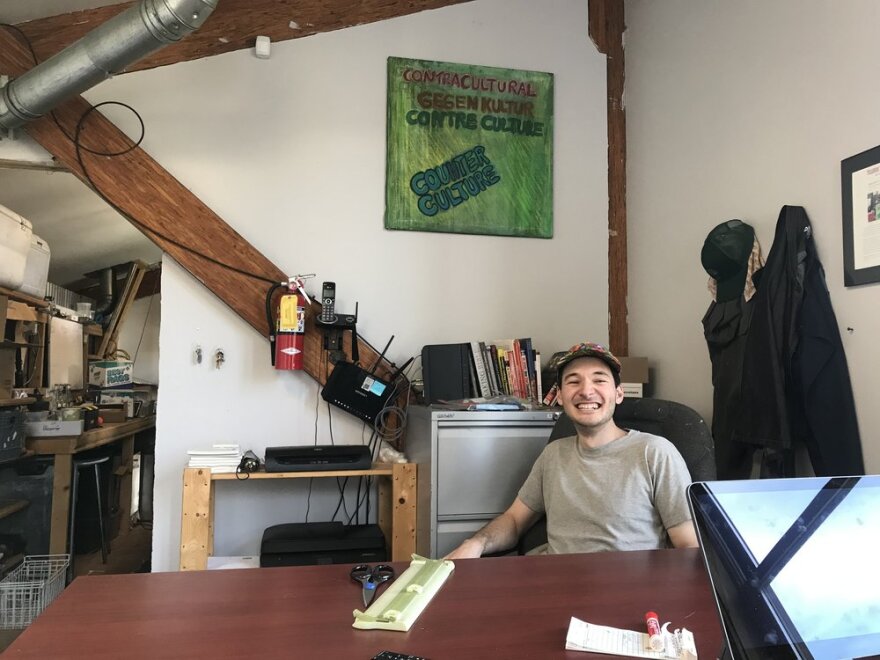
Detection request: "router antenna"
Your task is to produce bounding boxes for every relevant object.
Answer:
[388,356,414,382]
[369,335,394,375]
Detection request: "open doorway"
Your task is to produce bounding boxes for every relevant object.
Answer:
[0,162,162,579]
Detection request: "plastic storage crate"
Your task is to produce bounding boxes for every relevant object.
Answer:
[0,554,69,629]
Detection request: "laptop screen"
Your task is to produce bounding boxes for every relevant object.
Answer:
[688,476,880,660]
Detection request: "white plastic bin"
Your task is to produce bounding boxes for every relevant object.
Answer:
[19,234,50,299]
[0,203,33,292]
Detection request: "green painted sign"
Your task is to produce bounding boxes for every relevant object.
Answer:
[385,57,554,238]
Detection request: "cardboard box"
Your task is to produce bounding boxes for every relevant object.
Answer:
[99,388,133,404]
[25,419,84,437]
[621,383,644,398]
[98,408,126,423]
[99,389,134,417]
[618,357,649,384]
[88,360,133,388]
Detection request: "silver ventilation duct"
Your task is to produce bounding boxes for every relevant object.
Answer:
[0,0,218,130]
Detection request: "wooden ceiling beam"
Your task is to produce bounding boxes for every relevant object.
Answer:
[0,28,396,388]
[13,0,475,73]
[589,0,627,357]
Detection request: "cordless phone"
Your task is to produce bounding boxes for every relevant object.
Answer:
[320,281,337,323]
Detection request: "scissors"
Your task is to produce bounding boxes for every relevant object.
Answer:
[350,563,395,607]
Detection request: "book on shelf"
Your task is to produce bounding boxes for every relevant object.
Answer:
[469,341,493,398]
[424,339,544,403]
[469,337,542,403]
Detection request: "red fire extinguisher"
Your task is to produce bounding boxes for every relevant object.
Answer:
[267,276,312,370]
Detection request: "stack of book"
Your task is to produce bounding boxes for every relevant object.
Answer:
[467,339,541,403]
[187,444,242,473]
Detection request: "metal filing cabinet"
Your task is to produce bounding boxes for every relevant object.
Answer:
[406,406,559,558]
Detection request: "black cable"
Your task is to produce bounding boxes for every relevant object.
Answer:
[0,23,38,63]
[304,478,313,523]
[72,103,279,286]
[0,24,281,289]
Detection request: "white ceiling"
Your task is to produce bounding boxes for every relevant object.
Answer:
[1,1,163,289]
[0,168,162,286]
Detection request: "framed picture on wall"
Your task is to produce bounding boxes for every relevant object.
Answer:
[841,144,880,286]
[385,57,554,239]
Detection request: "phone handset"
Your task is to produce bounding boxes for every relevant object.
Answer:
[320,281,337,324]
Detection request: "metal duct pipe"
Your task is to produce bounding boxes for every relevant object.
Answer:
[94,266,116,319]
[0,0,218,130]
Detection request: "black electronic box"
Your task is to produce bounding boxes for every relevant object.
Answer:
[264,444,372,473]
[260,521,387,567]
[321,361,394,425]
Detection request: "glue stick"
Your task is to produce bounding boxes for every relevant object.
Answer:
[645,611,664,652]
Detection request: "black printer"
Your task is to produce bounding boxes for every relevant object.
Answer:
[260,521,386,567]
[263,444,371,472]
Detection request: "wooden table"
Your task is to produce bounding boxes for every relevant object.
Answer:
[179,463,417,569]
[4,548,723,659]
[25,416,156,554]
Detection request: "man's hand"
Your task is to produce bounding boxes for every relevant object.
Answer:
[442,498,539,560]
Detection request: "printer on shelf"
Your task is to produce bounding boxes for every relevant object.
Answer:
[260,521,386,567]
[263,444,372,473]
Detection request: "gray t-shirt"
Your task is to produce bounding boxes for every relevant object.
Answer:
[517,430,693,555]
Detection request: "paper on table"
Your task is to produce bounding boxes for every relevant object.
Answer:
[565,617,697,660]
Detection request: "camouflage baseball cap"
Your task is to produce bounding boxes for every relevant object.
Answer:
[553,341,621,383]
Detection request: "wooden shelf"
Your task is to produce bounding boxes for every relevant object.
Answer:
[0,286,48,309]
[211,463,395,480]
[0,340,42,348]
[0,398,34,408]
[180,463,417,571]
[0,499,29,521]
[0,449,34,465]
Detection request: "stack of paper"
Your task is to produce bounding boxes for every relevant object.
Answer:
[187,444,242,473]
[565,617,697,660]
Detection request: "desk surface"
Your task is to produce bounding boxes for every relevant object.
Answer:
[5,549,722,659]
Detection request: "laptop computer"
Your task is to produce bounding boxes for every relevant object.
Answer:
[688,476,880,660]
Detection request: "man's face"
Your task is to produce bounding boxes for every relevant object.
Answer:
[558,356,624,433]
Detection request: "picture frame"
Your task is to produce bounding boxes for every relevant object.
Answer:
[385,57,554,239]
[841,144,880,286]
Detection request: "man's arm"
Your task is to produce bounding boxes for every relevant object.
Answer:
[444,498,541,559]
[668,520,699,548]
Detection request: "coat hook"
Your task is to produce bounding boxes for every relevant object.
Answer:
[215,348,225,368]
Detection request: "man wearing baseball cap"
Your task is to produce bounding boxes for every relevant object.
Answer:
[446,341,697,559]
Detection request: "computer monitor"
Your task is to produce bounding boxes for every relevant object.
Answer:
[688,476,880,660]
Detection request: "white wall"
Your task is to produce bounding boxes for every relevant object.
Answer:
[114,293,160,384]
[87,0,607,571]
[625,0,880,472]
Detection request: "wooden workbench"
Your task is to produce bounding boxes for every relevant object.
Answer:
[179,462,416,570]
[26,416,156,554]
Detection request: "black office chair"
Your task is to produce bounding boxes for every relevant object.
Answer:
[517,397,716,554]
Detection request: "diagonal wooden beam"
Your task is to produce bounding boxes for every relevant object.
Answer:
[15,0,475,73]
[589,0,627,356]
[0,28,395,388]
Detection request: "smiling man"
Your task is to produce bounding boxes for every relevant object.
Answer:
[445,341,698,559]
